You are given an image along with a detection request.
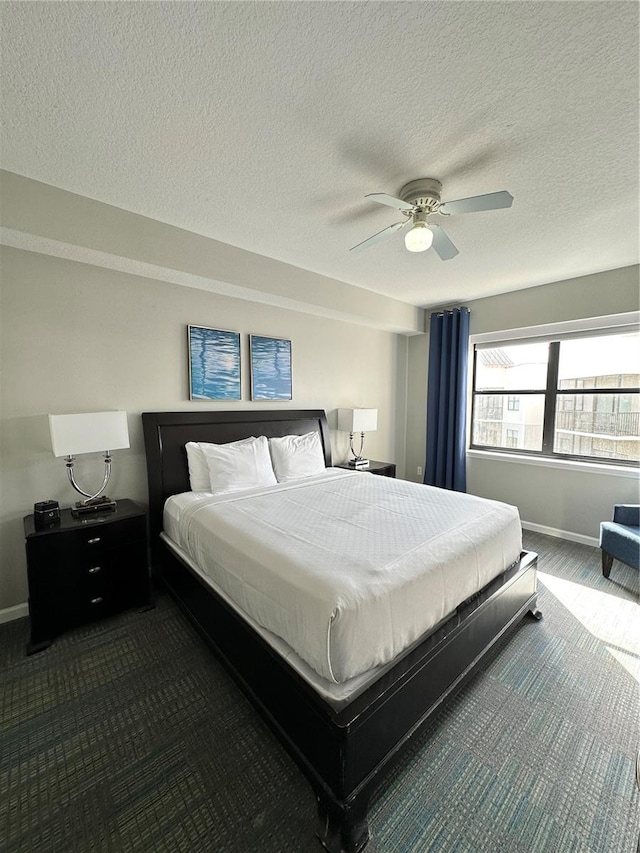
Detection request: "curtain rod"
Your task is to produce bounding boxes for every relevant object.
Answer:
[429,306,470,317]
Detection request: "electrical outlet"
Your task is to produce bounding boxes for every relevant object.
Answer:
[417,466,423,476]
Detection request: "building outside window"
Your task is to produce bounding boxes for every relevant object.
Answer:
[470,330,640,466]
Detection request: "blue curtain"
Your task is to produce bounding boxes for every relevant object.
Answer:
[424,307,470,492]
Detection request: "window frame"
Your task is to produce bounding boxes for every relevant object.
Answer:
[470,334,640,468]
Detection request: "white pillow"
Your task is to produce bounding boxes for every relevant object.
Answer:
[186,437,257,491]
[269,432,326,483]
[201,435,277,495]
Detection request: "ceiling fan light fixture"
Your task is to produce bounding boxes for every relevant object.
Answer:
[354,177,511,260]
[404,221,433,253]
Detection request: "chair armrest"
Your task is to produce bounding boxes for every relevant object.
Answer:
[613,504,640,526]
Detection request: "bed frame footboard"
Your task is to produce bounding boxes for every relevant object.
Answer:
[159,541,538,853]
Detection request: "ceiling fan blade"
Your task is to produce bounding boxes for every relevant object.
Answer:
[439,190,513,215]
[365,192,415,212]
[430,224,459,261]
[349,220,407,253]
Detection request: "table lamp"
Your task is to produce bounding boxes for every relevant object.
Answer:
[48,411,130,517]
[337,408,378,468]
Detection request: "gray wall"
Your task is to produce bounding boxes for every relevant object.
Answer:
[0,246,408,612]
[406,265,640,542]
[0,170,424,336]
[1,170,637,615]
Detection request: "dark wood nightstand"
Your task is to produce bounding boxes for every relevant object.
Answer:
[335,460,396,478]
[24,498,152,654]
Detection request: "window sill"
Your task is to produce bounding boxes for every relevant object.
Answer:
[467,449,639,479]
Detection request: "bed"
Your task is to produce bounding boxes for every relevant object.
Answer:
[142,409,540,853]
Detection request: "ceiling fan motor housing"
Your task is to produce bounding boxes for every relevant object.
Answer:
[400,178,443,213]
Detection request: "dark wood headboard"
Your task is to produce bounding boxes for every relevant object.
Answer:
[142,409,331,567]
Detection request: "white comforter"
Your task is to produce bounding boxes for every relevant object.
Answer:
[164,470,522,683]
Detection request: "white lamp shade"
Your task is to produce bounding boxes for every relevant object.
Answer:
[49,411,130,457]
[338,408,378,433]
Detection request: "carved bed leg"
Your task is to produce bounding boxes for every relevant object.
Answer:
[316,790,370,853]
[528,607,543,621]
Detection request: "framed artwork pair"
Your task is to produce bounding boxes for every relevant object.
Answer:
[188,325,292,402]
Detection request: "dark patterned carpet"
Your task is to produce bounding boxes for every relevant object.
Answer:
[1,532,638,852]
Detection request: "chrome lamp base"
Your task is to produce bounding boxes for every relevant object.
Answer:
[348,432,370,468]
[65,452,118,517]
[71,496,117,518]
[348,458,370,468]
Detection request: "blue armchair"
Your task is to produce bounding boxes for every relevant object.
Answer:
[599,505,640,578]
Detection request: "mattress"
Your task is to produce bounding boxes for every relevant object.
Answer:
[160,531,427,709]
[163,469,522,684]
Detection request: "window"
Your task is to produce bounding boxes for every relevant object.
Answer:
[471,330,640,466]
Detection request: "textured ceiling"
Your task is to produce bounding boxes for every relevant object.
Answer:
[1,1,638,309]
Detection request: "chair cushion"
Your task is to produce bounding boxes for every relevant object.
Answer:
[600,521,640,570]
[612,504,640,526]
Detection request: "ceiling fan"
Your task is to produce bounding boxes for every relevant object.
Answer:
[349,178,513,260]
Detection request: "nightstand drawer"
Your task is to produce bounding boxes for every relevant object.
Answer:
[28,539,148,601]
[56,588,123,626]
[27,515,145,565]
[57,568,149,626]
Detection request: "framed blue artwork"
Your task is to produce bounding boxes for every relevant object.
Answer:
[188,325,241,401]
[250,334,292,401]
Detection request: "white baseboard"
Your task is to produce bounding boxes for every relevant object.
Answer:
[521,520,599,548]
[0,602,29,625]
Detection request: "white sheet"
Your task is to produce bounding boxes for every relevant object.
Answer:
[164,470,522,684]
[160,531,422,709]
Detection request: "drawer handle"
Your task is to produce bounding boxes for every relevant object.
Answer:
[87,537,101,544]
[90,597,103,605]
[88,566,102,574]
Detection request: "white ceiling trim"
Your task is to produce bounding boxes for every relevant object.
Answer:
[0,227,424,335]
[470,311,640,344]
